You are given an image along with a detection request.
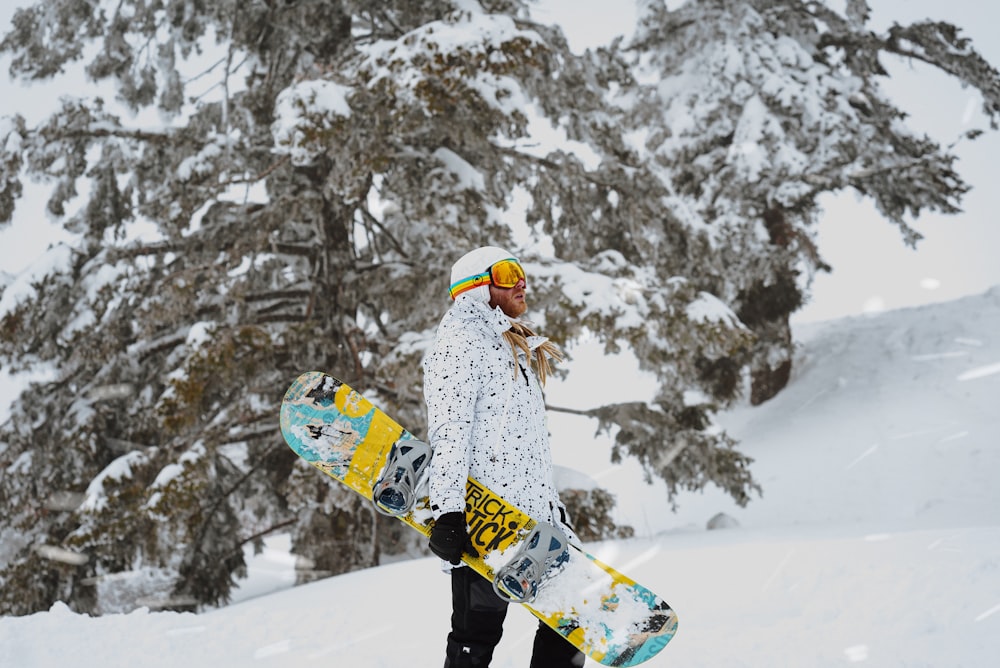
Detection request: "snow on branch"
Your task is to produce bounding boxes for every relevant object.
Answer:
[884,21,1000,128]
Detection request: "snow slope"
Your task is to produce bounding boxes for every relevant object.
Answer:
[2,289,1000,667]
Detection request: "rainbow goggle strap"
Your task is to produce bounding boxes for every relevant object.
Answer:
[449,258,525,300]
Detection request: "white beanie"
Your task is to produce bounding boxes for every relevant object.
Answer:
[449,246,518,302]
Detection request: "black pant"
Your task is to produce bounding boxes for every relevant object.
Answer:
[444,566,585,668]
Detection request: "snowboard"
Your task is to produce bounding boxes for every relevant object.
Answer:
[279,371,678,666]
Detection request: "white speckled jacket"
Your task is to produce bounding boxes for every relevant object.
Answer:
[423,294,566,529]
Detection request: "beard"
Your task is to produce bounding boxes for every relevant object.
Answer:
[489,286,527,318]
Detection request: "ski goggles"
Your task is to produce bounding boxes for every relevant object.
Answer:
[449,258,526,300]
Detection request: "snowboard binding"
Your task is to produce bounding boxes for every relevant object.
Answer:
[371,438,432,517]
[492,522,570,604]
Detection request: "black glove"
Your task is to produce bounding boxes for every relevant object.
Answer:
[429,512,479,565]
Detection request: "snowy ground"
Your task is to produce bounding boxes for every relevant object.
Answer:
[2,288,1000,667]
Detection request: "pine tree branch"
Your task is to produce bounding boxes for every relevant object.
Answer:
[224,424,280,443]
[244,289,313,303]
[491,144,624,189]
[237,518,296,548]
[254,313,309,325]
[134,332,187,362]
[270,242,321,257]
[219,155,292,187]
[356,207,409,260]
[108,241,182,260]
[60,126,172,145]
[545,403,598,418]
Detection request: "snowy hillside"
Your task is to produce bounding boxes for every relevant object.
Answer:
[2,289,999,667]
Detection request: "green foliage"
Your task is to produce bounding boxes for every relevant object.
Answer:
[158,326,273,433]
[560,487,634,543]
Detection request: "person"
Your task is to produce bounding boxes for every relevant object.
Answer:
[422,246,585,668]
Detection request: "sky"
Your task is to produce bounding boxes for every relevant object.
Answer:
[2,1,999,325]
[2,282,999,666]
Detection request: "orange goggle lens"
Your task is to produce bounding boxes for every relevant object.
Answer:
[449,258,525,299]
[489,259,525,288]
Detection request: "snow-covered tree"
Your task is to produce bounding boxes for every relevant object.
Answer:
[0,0,744,615]
[0,0,996,615]
[624,0,1000,402]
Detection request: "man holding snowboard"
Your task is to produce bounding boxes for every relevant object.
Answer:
[422,246,583,668]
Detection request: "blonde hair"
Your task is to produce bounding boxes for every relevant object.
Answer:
[502,320,563,386]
